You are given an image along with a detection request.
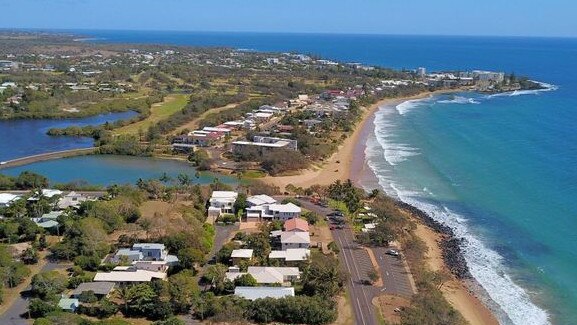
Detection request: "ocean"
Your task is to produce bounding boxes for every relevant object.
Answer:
[20,30,577,324]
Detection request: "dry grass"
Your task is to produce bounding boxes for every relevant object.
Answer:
[115,94,188,135]
[373,294,411,325]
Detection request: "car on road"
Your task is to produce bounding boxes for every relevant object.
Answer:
[386,249,400,257]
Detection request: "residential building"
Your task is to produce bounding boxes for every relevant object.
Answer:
[280,231,310,250]
[71,282,115,299]
[267,203,301,221]
[110,243,178,265]
[57,191,93,210]
[226,266,300,285]
[0,193,21,208]
[32,211,62,230]
[231,249,253,265]
[58,298,79,312]
[94,267,167,284]
[231,136,298,155]
[234,286,295,300]
[208,191,238,219]
[283,218,309,232]
[269,248,311,262]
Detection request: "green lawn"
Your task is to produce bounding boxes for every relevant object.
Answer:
[115,93,188,135]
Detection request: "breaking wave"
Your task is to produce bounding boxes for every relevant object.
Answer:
[365,103,551,325]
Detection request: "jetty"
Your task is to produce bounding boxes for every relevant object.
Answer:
[0,148,97,169]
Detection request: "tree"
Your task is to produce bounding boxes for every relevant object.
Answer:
[28,298,56,318]
[31,270,68,299]
[21,247,39,265]
[15,171,49,189]
[177,247,205,270]
[215,242,239,265]
[124,283,157,315]
[202,264,228,294]
[168,270,200,314]
[302,253,347,298]
[246,232,271,262]
[367,269,379,284]
[234,273,257,287]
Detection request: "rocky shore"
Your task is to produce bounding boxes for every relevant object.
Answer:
[394,200,472,279]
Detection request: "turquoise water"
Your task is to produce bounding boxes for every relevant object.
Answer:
[365,87,575,325]
[1,155,237,186]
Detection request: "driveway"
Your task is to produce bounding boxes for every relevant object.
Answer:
[0,258,70,325]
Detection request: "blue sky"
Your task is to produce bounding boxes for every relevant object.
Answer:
[1,0,575,37]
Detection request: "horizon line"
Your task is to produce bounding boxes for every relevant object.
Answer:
[1,27,576,40]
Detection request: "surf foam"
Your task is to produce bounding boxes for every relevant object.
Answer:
[367,104,551,325]
[437,96,481,105]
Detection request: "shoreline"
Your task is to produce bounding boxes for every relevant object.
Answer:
[264,88,501,325]
[349,94,500,324]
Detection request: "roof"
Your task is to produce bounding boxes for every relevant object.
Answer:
[93,269,167,283]
[231,249,253,259]
[35,220,59,228]
[280,231,310,244]
[203,127,231,133]
[0,193,20,204]
[235,286,295,300]
[58,298,79,310]
[247,194,277,206]
[211,191,238,199]
[284,218,309,232]
[41,211,63,220]
[269,249,310,261]
[269,203,301,214]
[246,266,300,284]
[133,243,165,250]
[72,282,115,296]
[41,189,63,198]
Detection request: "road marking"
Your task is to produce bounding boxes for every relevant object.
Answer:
[356,298,367,325]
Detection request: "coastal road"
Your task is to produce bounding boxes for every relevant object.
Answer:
[293,197,416,323]
[333,227,380,325]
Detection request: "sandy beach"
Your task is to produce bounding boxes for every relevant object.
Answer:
[264,88,499,324]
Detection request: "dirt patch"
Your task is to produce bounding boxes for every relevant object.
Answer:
[332,293,354,325]
[373,294,411,325]
[364,248,384,287]
[310,223,334,252]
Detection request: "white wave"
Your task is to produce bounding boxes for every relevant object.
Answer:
[487,81,558,98]
[395,98,430,115]
[437,96,481,105]
[383,181,551,325]
[373,108,420,166]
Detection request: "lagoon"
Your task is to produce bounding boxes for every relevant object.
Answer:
[1,155,237,186]
[0,111,138,162]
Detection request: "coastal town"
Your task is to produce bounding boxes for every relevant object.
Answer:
[0,31,542,325]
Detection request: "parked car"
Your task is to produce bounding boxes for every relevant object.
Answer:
[386,249,400,257]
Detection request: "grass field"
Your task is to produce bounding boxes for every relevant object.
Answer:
[115,93,188,135]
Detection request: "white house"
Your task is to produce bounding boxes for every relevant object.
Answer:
[0,193,21,208]
[208,191,238,219]
[266,203,301,221]
[226,266,300,284]
[280,231,310,250]
[234,287,295,300]
[94,267,167,284]
[269,248,310,262]
[110,243,178,266]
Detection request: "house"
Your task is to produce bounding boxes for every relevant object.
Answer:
[0,193,21,208]
[231,136,298,156]
[231,249,253,265]
[32,211,62,230]
[71,282,115,299]
[110,243,178,265]
[269,248,310,262]
[94,267,167,285]
[208,191,238,219]
[245,194,277,221]
[57,191,92,210]
[283,218,309,232]
[58,298,80,312]
[267,203,301,221]
[234,287,295,300]
[226,266,300,284]
[280,231,310,250]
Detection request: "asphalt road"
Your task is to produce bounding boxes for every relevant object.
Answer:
[295,197,415,323]
[0,259,70,325]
